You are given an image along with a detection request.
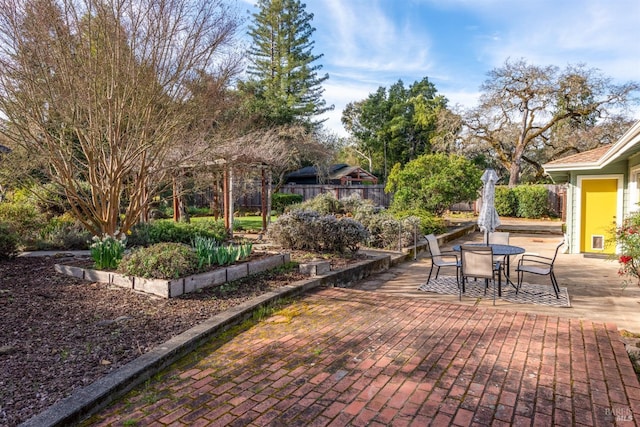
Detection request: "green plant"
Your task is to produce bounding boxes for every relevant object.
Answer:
[340,193,376,216]
[297,192,342,215]
[118,243,199,279]
[357,212,407,249]
[38,215,91,250]
[333,217,369,253]
[615,212,640,287]
[0,196,46,245]
[127,219,227,247]
[513,185,548,218]
[267,209,368,252]
[272,192,303,213]
[90,233,126,269]
[494,186,518,217]
[385,153,482,215]
[192,236,253,268]
[390,208,446,235]
[192,235,219,268]
[0,222,18,259]
[187,206,212,217]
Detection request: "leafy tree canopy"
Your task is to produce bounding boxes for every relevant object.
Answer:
[385,153,482,216]
[342,77,449,180]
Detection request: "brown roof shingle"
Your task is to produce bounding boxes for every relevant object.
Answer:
[545,144,612,166]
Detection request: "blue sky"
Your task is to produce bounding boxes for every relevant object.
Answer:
[240,0,640,136]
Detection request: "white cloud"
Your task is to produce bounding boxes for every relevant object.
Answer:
[317,1,433,75]
[243,0,640,136]
[468,0,640,82]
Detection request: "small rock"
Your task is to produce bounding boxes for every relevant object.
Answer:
[100,359,111,365]
[0,345,16,355]
[53,253,75,259]
[95,319,115,327]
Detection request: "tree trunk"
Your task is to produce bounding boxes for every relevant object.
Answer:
[508,161,521,187]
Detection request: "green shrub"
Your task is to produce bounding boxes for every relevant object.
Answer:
[272,192,303,213]
[127,219,227,247]
[316,215,369,253]
[0,222,18,259]
[385,153,482,215]
[118,243,199,279]
[333,217,369,253]
[390,208,446,235]
[26,182,72,218]
[340,193,376,216]
[297,192,342,215]
[615,211,640,286]
[267,209,368,253]
[0,197,46,244]
[494,186,518,217]
[38,215,91,250]
[267,209,322,251]
[513,185,548,218]
[360,213,406,249]
[187,206,212,217]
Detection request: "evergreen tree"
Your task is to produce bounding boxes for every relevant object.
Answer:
[245,0,332,128]
[342,78,449,179]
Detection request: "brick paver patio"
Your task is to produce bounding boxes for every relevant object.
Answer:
[89,288,640,426]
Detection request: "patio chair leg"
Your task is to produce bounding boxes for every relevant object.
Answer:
[550,272,560,298]
[426,267,433,285]
[492,278,496,305]
[516,271,523,295]
[434,266,441,280]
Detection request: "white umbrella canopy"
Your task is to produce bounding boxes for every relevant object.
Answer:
[478,169,501,244]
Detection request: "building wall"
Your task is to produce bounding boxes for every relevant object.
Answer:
[566,160,628,254]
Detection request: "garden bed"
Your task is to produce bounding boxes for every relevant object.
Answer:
[0,252,366,426]
[54,252,291,298]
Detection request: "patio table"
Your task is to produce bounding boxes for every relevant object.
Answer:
[452,243,525,296]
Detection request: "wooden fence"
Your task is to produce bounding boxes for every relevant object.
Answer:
[189,184,391,211]
[277,184,392,208]
[192,183,567,219]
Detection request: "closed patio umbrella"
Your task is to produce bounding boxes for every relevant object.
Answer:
[478,169,501,244]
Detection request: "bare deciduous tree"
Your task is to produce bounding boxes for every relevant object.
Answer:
[464,59,639,186]
[0,0,242,235]
[210,125,334,192]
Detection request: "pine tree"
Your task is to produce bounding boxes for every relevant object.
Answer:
[246,0,332,128]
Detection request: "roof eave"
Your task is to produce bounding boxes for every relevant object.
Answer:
[544,162,602,173]
[595,120,640,166]
[543,120,640,173]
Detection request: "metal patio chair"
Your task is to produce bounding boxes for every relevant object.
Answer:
[424,234,460,285]
[459,245,502,305]
[515,238,565,298]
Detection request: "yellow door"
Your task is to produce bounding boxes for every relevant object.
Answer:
[580,179,618,254]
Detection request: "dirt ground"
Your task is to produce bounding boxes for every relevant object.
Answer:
[0,252,361,426]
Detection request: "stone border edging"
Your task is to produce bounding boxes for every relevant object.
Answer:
[20,253,392,427]
[54,253,291,298]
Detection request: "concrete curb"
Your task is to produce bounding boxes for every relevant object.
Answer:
[20,254,392,427]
